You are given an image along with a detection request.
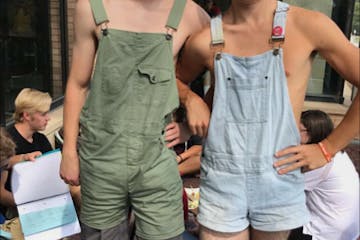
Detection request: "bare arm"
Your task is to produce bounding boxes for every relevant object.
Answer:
[60,0,97,186]
[178,145,202,175]
[275,10,359,173]
[315,13,359,154]
[176,28,212,137]
[8,151,42,168]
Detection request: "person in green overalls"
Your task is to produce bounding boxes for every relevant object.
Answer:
[59,1,209,239]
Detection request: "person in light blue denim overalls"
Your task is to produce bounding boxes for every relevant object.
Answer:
[197,1,309,233]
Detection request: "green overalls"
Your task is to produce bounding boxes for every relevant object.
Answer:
[78,1,186,239]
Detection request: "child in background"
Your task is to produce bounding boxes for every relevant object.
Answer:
[289,110,359,240]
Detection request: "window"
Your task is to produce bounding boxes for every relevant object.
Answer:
[0,0,51,125]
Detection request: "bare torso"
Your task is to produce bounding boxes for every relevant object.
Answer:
[200,5,317,127]
[181,0,358,131]
[94,0,209,61]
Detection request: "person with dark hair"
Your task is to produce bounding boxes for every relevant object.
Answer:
[289,110,359,240]
[300,110,334,145]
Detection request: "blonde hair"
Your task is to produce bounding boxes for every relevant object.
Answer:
[13,88,52,123]
[0,127,16,167]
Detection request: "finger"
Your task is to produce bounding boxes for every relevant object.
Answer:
[275,145,299,158]
[176,155,182,163]
[73,179,80,186]
[35,151,42,156]
[273,154,301,168]
[165,135,178,143]
[164,129,177,139]
[165,122,176,131]
[67,178,80,186]
[195,125,204,138]
[166,139,180,148]
[189,125,197,136]
[277,160,304,175]
[203,126,208,137]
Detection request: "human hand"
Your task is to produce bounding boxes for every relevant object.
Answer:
[273,143,328,174]
[9,151,42,167]
[176,145,202,163]
[23,151,42,161]
[60,149,80,186]
[184,93,210,137]
[165,122,191,148]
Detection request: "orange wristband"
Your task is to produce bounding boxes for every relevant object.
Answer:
[317,142,332,163]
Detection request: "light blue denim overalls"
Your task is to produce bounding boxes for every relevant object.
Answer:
[198,1,309,232]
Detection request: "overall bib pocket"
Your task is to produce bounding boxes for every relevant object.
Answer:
[226,70,269,124]
[137,65,172,106]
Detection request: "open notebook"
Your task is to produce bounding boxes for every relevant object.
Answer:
[11,149,81,240]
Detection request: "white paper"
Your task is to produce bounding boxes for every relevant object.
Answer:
[11,149,81,239]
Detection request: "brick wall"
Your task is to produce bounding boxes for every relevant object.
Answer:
[49,0,62,98]
[49,0,75,98]
[43,1,75,147]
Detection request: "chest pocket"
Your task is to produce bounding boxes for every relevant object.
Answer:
[137,65,172,106]
[226,67,269,123]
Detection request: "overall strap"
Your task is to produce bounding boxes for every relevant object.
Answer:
[89,0,109,25]
[210,14,224,60]
[271,1,289,42]
[210,15,224,45]
[166,0,187,30]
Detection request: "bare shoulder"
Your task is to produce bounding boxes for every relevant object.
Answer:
[183,25,213,67]
[187,26,212,53]
[181,0,210,34]
[288,6,346,49]
[173,0,209,58]
[74,0,97,34]
[75,0,93,18]
[289,6,332,30]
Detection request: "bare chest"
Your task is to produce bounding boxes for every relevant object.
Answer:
[221,27,313,80]
[101,0,186,57]
[103,1,172,33]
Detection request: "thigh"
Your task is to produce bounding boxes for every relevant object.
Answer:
[250,228,289,240]
[199,225,249,240]
[81,221,129,240]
